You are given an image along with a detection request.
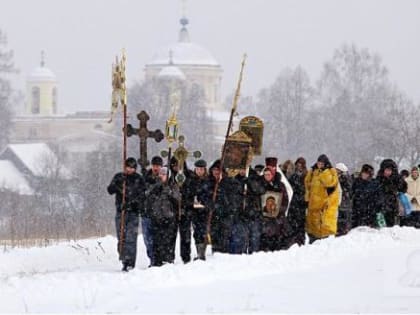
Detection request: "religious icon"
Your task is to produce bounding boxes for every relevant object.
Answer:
[239,116,264,156]
[224,130,252,170]
[261,192,282,218]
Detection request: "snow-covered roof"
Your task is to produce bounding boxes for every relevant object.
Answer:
[7,143,71,179]
[149,42,219,66]
[28,66,57,83]
[0,160,33,195]
[158,65,186,80]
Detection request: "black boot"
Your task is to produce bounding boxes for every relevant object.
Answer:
[195,244,206,261]
[122,261,129,272]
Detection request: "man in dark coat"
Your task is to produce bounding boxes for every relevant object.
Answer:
[190,159,210,260]
[107,157,146,271]
[168,156,196,263]
[235,167,265,254]
[352,164,379,228]
[376,159,406,227]
[145,166,181,267]
[206,159,243,254]
[142,155,163,266]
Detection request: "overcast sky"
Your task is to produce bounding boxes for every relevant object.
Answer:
[1,0,419,113]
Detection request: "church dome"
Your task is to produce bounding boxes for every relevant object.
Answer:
[147,17,219,67]
[28,52,57,83]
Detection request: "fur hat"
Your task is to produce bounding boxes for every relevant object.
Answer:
[265,157,278,167]
[335,162,348,173]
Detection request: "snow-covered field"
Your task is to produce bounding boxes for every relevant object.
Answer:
[1,226,420,313]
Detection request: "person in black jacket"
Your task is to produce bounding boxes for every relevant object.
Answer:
[287,157,307,246]
[168,156,196,263]
[107,157,146,271]
[146,166,181,267]
[260,162,291,251]
[351,164,379,228]
[235,167,265,254]
[206,159,243,254]
[190,159,211,260]
[376,159,406,227]
[142,155,163,266]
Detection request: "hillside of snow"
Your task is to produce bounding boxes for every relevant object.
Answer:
[1,226,420,313]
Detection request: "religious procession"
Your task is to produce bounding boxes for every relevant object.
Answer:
[106,52,420,272]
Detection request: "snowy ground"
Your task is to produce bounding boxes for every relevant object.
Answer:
[1,227,420,313]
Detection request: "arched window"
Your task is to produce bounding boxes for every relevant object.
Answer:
[52,87,57,114]
[31,86,40,114]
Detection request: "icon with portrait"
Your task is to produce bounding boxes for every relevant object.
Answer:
[261,192,282,218]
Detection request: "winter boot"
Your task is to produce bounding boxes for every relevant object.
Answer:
[122,262,129,272]
[195,244,206,261]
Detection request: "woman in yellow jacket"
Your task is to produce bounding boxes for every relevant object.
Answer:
[305,154,340,243]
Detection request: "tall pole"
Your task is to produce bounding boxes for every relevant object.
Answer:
[112,49,128,260]
[206,54,247,245]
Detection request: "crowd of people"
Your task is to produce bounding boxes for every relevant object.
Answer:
[107,154,420,271]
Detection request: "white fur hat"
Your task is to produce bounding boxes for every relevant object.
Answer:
[335,162,348,172]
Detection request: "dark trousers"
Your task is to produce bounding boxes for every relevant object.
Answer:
[230,220,248,254]
[247,219,262,254]
[177,213,193,263]
[384,211,398,227]
[151,218,177,266]
[115,211,139,267]
[141,216,154,265]
[210,215,233,253]
[192,208,208,245]
[337,210,352,236]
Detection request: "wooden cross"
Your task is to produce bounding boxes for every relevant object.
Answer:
[127,110,164,172]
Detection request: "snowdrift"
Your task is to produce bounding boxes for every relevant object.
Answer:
[1,226,420,313]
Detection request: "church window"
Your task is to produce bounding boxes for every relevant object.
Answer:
[31,86,40,114]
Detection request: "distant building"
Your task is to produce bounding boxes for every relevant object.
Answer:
[10,53,118,166]
[144,15,231,144]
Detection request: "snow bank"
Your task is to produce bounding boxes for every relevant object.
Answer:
[1,227,420,313]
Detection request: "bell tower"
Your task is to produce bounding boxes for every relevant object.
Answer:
[26,51,58,116]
